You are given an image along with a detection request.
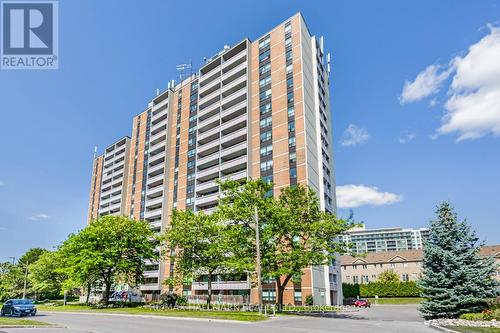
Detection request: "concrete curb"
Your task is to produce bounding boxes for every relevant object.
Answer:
[40,310,263,324]
[426,323,460,333]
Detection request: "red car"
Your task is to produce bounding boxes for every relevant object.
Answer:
[354,299,371,308]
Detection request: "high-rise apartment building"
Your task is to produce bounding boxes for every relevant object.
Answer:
[342,225,430,255]
[87,13,341,305]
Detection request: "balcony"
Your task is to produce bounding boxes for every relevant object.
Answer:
[221,88,246,110]
[150,131,166,145]
[220,169,247,182]
[147,162,164,175]
[221,100,246,122]
[198,77,220,96]
[145,196,163,208]
[196,180,218,194]
[221,113,246,135]
[151,105,168,122]
[143,270,160,278]
[139,284,160,291]
[197,151,220,169]
[221,141,246,160]
[199,64,221,86]
[191,280,250,291]
[221,127,246,148]
[146,185,163,198]
[147,173,164,186]
[222,49,246,70]
[151,118,167,133]
[198,125,220,144]
[221,74,246,97]
[148,151,166,164]
[221,61,246,84]
[197,112,220,130]
[198,100,221,119]
[144,208,162,220]
[196,165,219,181]
[196,192,219,206]
[198,88,220,106]
[197,139,220,157]
[220,155,247,174]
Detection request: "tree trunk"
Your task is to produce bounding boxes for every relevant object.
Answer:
[102,280,111,306]
[207,272,212,309]
[85,282,91,304]
[276,275,292,312]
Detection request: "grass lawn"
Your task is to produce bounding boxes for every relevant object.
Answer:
[0,317,51,327]
[445,326,500,333]
[37,304,267,322]
[367,297,424,305]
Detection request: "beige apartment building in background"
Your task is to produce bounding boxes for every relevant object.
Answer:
[87,13,342,305]
[341,245,500,284]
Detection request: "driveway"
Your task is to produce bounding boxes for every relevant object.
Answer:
[0,305,435,333]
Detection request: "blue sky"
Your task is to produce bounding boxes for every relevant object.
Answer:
[1,0,499,260]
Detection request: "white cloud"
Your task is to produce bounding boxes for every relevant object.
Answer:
[0,181,4,186]
[336,184,402,209]
[340,124,370,147]
[28,213,50,221]
[438,25,500,140]
[400,64,452,104]
[398,132,417,144]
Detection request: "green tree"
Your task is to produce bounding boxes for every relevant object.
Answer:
[59,216,159,305]
[165,210,239,308]
[419,202,499,319]
[377,269,400,283]
[218,180,351,311]
[28,251,66,299]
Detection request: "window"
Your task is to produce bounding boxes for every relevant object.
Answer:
[286,50,293,61]
[188,149,195,157]
[353,276,359,284]
[188,138,195,146]
[187,173,195,181]
[187,185,194,194]
[259,35,270,49]
[285,37,292,46]
[187,161,195,169]
[259,49,270,62]
[289,152,296,164]
[329,274,337,283]
[287,77,293,88]
[362,264,367,269]
[188,126,197,133]
[186,197,194,205]
[259,63,271,75]
[259,76,271,88]
[189,115,197,122]
[259,89,272,101]
[262,175,273,184]
[287,106,295,117]
[288,136,296,147]
[290,167,297,179]
[294,289,302,302]
[285,23,292,34]
[260,130,272,143]
[260,160,273,172]
[263,290,276,302]
[260,103,271,115]
[260,116,272,128]
[286,64,293,74]
[190,104,197,112]
[288,121,295,132]
[260,144,273,157]
[287,91,294,104]
[402,274,409,282]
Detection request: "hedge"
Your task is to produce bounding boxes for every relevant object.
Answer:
[343,282,421,298]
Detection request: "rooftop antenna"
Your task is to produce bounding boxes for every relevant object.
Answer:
[176,60,192,81]
[93,146,97,159]
[327,53,331,74]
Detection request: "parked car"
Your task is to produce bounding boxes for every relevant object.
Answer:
[344,297,358,306]
[354,299,371,308]
[1,299,37,316]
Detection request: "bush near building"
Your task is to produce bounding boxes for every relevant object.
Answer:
[342,281,421,298]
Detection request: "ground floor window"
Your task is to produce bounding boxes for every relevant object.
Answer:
[294,289,302,303]
[263,289,276,302]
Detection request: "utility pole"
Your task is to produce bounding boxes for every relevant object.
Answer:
[254,205,263,315]
[8,256,16,265]
[22,261,29,299]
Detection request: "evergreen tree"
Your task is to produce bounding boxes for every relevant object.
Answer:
[419,202,498,319]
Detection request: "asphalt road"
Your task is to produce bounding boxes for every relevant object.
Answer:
[0,305,437,333]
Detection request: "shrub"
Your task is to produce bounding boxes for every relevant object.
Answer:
[305,295,314,306]
[342,282,421,298]
[176,296,187,306]
[459,309,500,321]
